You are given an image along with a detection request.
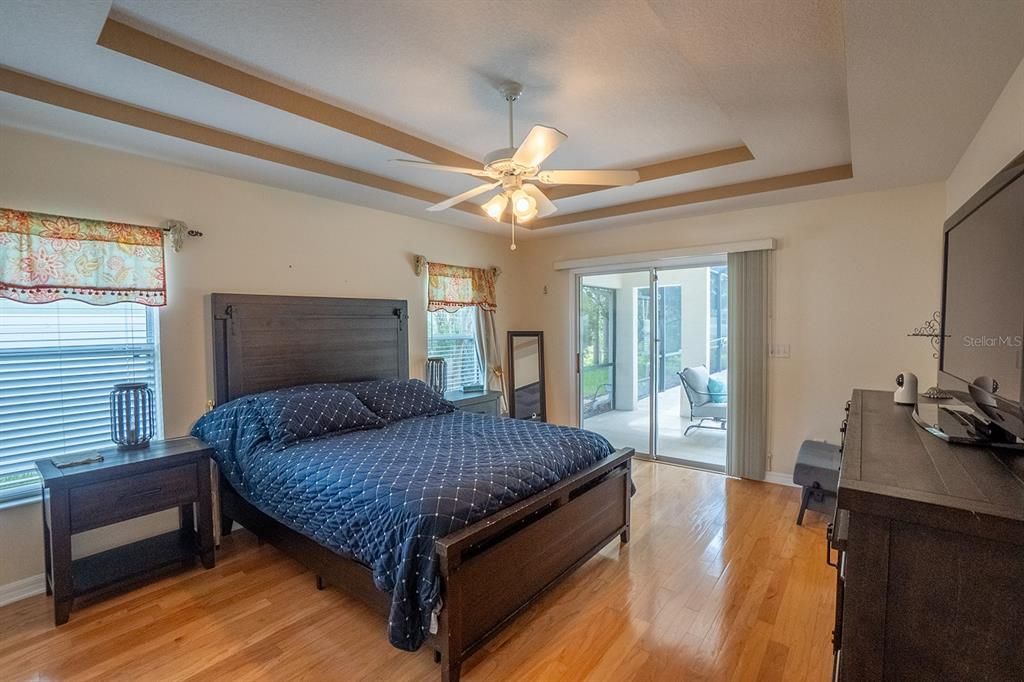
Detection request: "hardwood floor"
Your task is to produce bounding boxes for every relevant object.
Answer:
[0,460,836,681]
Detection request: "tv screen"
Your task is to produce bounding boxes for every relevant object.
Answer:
[941,169,1024,406]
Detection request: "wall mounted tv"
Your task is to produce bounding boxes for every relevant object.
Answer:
[939,149,1024,442]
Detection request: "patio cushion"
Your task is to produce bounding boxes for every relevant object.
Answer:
[793,440,841,492]
[707,375,727,403]
[681,365,711,406]
[698,402,728,420]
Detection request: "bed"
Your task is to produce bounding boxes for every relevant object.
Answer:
[202,293,634,681]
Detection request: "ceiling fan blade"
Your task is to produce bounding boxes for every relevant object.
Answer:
[512,125,567,168]
[426,181,502,212]
[535,169,640,186]
[392,159,494,178]
[522,183,558,218]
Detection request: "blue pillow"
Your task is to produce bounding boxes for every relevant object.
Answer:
[346,379,455,423]
[256,386,385,447]
[190,396,270,488]
[707,376,727,403]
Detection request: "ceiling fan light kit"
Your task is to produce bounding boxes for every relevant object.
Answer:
[511,188,537,220]
[392,81,640,249]
[482,193,508,220]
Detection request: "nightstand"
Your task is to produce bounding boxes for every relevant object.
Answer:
[445,389,503,416]
[36,437,215,625]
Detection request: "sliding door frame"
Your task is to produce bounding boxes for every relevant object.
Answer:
[649,269,659,459]
[652,262,727,472]
[574,255,736,471]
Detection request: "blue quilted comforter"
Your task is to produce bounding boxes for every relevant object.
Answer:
[192,395,614,650]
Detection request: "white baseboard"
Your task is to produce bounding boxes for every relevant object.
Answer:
[0,573,45,607]
[763,471,798,488]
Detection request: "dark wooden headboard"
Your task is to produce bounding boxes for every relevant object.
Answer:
[211,293,409,404]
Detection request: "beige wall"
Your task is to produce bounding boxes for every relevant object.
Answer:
[946,57,1024,216]
[514,183,946,477]
[0,502,41,591]
[0,127,520,588]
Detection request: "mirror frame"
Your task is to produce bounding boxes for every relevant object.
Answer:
[507,330,546,421]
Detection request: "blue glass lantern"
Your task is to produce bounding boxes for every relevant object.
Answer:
[110,382,155,450]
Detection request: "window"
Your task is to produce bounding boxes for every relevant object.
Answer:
[0,299,162,503]
[427,307,482,390]
[709,266,728,373]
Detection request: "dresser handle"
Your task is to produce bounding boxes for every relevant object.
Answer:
[826,510,850,568]
[120,487,163,501]
[826,524,838,567]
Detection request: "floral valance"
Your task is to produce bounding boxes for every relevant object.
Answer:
[0,208,166,306]
[427,262,496,312]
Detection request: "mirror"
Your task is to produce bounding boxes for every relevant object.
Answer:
[507,331,546,421]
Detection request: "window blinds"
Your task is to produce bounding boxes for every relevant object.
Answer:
[0,299,160,502]
[427,307,483,390]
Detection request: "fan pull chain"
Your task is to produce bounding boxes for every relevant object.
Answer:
[510,213,517,251]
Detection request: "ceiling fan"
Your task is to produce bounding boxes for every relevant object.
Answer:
[392,82,639,249]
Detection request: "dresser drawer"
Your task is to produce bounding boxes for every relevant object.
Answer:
[69,463,198,533]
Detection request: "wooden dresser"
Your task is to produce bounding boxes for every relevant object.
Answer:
[833,390,1024,681]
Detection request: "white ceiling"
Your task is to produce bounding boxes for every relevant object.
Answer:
[0,0,1021,236]
[845,0,1024,188]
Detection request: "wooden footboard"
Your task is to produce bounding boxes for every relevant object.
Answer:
[435,447,633,681]
[219,447,633,682]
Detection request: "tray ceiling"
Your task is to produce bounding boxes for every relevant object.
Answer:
[0,0,1020,235]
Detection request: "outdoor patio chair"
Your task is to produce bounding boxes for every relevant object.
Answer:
[678,365,727,436]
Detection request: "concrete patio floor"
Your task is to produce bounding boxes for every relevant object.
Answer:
[583,385,726,469]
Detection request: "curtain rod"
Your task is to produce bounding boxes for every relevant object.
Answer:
[162,220,203,252]
[413,255,500,279]
[1,207,202,253]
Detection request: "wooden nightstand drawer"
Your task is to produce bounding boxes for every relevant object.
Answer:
[69,463,198,533]
[458,400,499,416]
[444,389,502,416]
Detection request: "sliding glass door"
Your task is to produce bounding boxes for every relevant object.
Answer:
[579,271,652,455]
[652,266,727,470]
[577,261,728,471]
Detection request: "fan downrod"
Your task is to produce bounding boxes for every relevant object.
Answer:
[485,81,533,177]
